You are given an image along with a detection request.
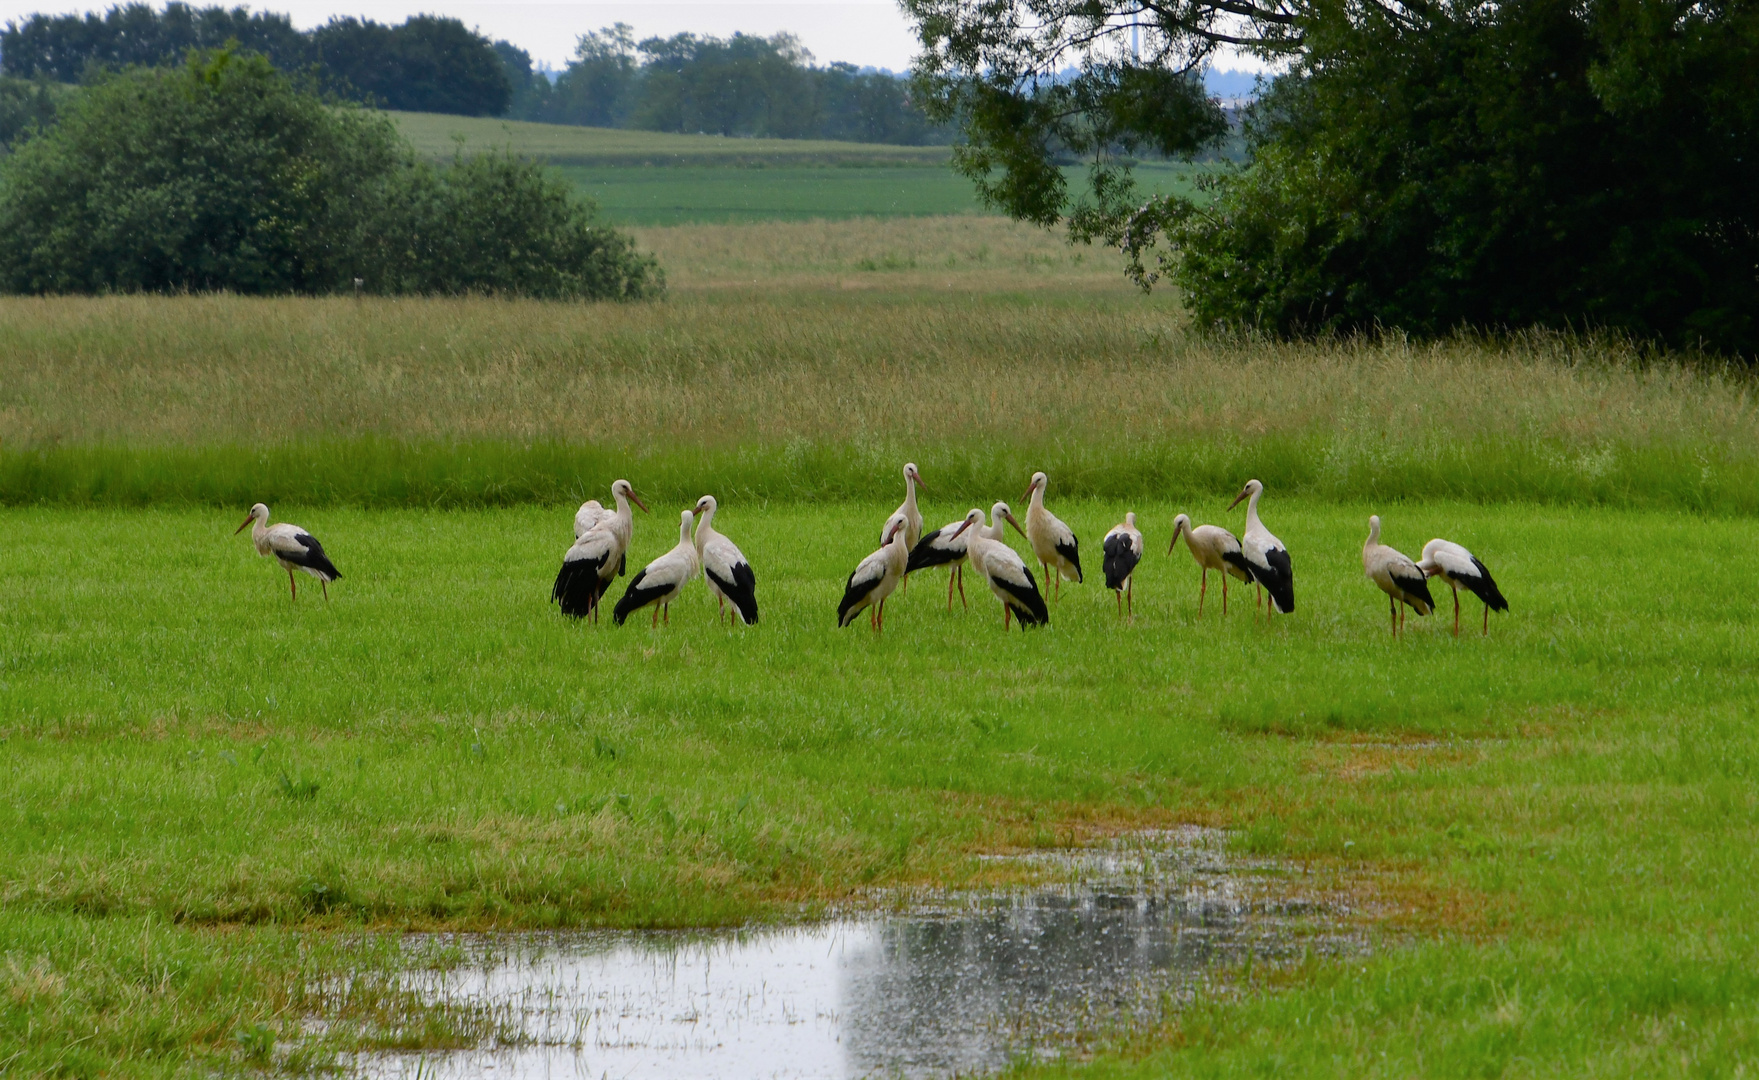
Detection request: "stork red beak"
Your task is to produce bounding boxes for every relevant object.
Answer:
[949,518,973,539]
[629,491,650,513]
[234,516,253,535]
[1004,511,1028,539]
[1021,482,1034,501]
[1168,521,1185,555]
[1227,489,1248,510]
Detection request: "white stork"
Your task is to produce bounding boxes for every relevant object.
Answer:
[963,506,1049,630]
[1101,512,1144,618]
[839,512,920,630]
[888,462,926,593]
[1023,471,1082,600]
[234,503,342,601]
[692,495,758,626]
[1168,513,1253,616]
[1227,479,1294,616]
[552,479,648,620]
[1363,515,1435,636]
[1417,538,1509,636]
[612,510,700,627]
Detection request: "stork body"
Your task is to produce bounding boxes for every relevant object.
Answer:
[840,513,914,629]
[1227,479,1294,616]
[1418,538,1508,636]
[692,495,758,626]
[1102,512,1144,618]
[553,480,648,620]
[963,506,1048,629]
[1363,515,1435,636]
[573,500,609,539]
[1168,513,1252,616]
[235,504,341,601]
[612,510,700,627]
[1023,471,1082,600]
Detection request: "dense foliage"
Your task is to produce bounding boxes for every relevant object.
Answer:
[513,25,953,144]
[0,76,61,150]
[0,52,660,299]
[908,0,1759,355]
[0,3,511,116]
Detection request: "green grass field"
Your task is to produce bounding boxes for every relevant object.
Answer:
[4,218,1759,1076]
[385,111,1209,224]
[4,497,1758,1074]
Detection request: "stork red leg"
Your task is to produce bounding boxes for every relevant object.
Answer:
[321,578,329,602]
[1126,579,1133,618]
[1004,603,1012,631]
[288,568,297,602]
[652,605,660,629]
[1223,574,1229,616]
[1483,601,1490,636]
[947,568,956,612]
[1198,568,1207,616]
[1452,583,1460,637]
[1389,593,1397,637]
[957,565,967,609]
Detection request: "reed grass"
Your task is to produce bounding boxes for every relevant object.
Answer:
[1,227,1754,511]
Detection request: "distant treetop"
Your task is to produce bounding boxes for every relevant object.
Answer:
[0,3,512,117]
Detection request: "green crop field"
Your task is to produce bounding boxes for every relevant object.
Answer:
[385,111,1209,224]
[3,217,1759,1076]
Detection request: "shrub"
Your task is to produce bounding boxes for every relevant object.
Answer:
[0,50,660,299]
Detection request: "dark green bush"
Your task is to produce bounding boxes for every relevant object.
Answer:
[1162,0,1759,355]
[0,50,660,299]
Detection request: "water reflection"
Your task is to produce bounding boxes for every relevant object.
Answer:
[353,834,1364,1079]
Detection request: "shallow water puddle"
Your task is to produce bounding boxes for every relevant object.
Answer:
[349,828,1370,1079]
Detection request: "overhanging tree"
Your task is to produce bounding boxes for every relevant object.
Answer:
[906,0,1759,355]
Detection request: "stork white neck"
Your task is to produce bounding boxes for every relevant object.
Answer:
[1243,485,1265,534]
[693,498,718,552]
[249,504,272,552]
[902,467,918,514]
[1365,514,1382,548]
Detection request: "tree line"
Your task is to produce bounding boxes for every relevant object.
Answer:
[501,25,952,144]
[1,4,515,115]
[0,5,952,142]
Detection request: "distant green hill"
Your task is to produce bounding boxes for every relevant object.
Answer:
[383,111,1212,227]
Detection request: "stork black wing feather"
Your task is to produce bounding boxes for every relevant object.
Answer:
[907,529,961,572]
[1054,536,1083,583]
[993,568,1049,626]
[611,569,672,625]
[837,569,882,627]
[1102,533,1140,591]
[284,533,342,580]
[1391,572,1435,614]
[707,561,760,625]
[1259,547,1295,614]
[1220,550,1255,581]
[1461,556,1509,611]
[552,552,608,618]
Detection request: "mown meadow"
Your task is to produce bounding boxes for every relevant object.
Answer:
[3,215,1759,1076]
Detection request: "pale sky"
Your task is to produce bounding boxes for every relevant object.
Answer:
[0,1,1270,75]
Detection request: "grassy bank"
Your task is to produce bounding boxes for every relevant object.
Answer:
[2,498,1757,1072]
[2,249,1754,510]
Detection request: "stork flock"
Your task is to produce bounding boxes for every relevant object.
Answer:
[232,464,1509,637]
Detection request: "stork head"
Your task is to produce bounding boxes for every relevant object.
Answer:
[903,462,925,490]
[612,479,649,513]
[1227,478,1263,511]
[882,512,908,545]
[1367,514,1382,545]
[678,508,695,539]
[234,503,268,534]
[692,494,717,517]
[950,507,983,540]
[1022,471,1047,501]
[993,501,1028,540]
[1124,511,1136,528]
[1168,513,1191,554]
